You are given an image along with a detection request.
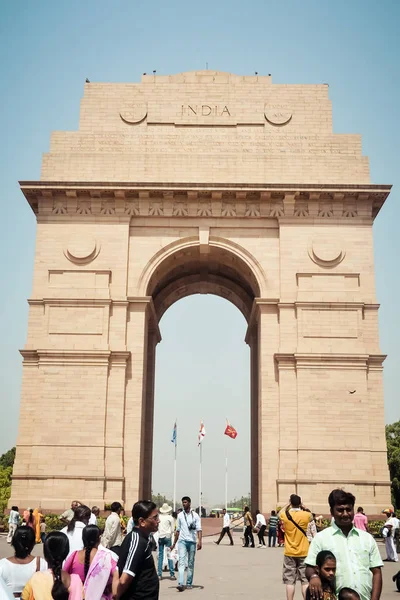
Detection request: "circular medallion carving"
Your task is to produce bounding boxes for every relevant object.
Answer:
[120,103,148,124]
[308,239,345,267]
[64,236,100,264]
[264,107,292,126]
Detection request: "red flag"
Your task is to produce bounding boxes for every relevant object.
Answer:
[224,422,238,439]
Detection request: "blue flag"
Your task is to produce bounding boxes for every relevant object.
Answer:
[171,421,177,446]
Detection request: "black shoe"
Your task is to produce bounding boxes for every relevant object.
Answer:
[177,585,185,592]
[214,541,219,545]
[230,543,234,545]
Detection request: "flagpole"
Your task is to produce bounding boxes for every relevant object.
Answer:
[225,442,228,510]
[199,441,202,517]
[173,420,177,512]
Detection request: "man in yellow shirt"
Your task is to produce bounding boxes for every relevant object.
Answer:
[279,494,312,600]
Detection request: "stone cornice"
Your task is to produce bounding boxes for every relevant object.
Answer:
[20,181,391,221]
[275,353,387,370]
[20,349,131,367]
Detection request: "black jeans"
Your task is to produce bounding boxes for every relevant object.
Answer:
[216,526,234,544]
[257,524,266,545]
[244,525,255,547]
[268,526,277,547]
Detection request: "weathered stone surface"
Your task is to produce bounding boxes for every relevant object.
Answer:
[10,71,391,512]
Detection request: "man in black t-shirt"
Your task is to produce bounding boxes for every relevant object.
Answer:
[115,500,160,600]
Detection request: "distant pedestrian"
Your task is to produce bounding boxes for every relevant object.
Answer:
[7,506,20,543]
[157,503,176,580]
[382,511,398,562]
[26,509,36,533]
[171,496,202,592]
[255,509,267,548]
[61,504,91,556]
[101,502,123,551]
[277,518,285,547]
[353,507,368,532]
[89,506,100,526]
[268,510,279,547]
[214,508,234,545]
[243,506,255,548]
[306,514,317,542]
[40,516,46,544]
[60,500,81,525]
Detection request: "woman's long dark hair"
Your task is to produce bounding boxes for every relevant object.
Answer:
[67,504,91,533]
[44,532,70,600]
[82,525,100,578]
[11,526,35,558]
[28,509,34,525]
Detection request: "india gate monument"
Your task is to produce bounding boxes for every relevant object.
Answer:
[10,71,391,513]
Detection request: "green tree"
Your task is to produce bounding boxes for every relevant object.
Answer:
[0,447,15,469]
[227,494,251,509]
[386,420,400,509]
[151,492,173,507]
[0,466,12,513]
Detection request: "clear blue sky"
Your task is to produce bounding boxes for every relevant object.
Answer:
[0,0,399,506]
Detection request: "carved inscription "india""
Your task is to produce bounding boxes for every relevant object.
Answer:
[181,105,231,116]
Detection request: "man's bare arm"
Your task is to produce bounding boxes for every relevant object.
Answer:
[305,565,323,600]
[115,573,133,600]
[370,567,382,600]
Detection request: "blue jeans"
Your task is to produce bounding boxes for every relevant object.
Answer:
[268,527,277,547]
[178,540,196,587]
[157,536,174,577]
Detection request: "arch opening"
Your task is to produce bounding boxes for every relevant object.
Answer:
[139,242,261,509]
[146,243,261,322]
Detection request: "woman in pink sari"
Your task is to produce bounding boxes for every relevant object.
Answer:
[64,525,118,600]
[21,531,82,599]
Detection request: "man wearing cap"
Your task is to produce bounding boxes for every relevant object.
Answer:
[382,509,399,562]
[157,503,176,581]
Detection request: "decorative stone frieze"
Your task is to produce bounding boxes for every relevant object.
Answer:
[20,183,390,220]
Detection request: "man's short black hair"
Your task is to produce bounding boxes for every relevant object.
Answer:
[181,496,191,503]
[111,501,122,513]
[132,500,157,524]
[290,494,301,507]
[328,489,355,511]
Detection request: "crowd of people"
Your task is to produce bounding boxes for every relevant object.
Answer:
[0,489,399,599]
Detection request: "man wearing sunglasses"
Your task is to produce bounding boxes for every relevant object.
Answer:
[116,500,160,600]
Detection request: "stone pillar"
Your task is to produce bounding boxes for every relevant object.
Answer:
[257,301,280,511]
[124,298,161,508]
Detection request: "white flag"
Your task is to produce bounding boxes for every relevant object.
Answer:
[198,420,206,445]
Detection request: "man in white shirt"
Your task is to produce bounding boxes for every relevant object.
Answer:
[255,509,267,548]
[59,500,81,525]
[171,496,202,592]
[7,506,20,543]
[89,506,100,525]
[383,510,399,562]
[101,501,123,550]
[214,508,234,545]
[157,503,176,580]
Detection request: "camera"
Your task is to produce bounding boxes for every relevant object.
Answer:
[188,520,197,531]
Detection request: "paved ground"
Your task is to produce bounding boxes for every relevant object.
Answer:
[1,532,399,599]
